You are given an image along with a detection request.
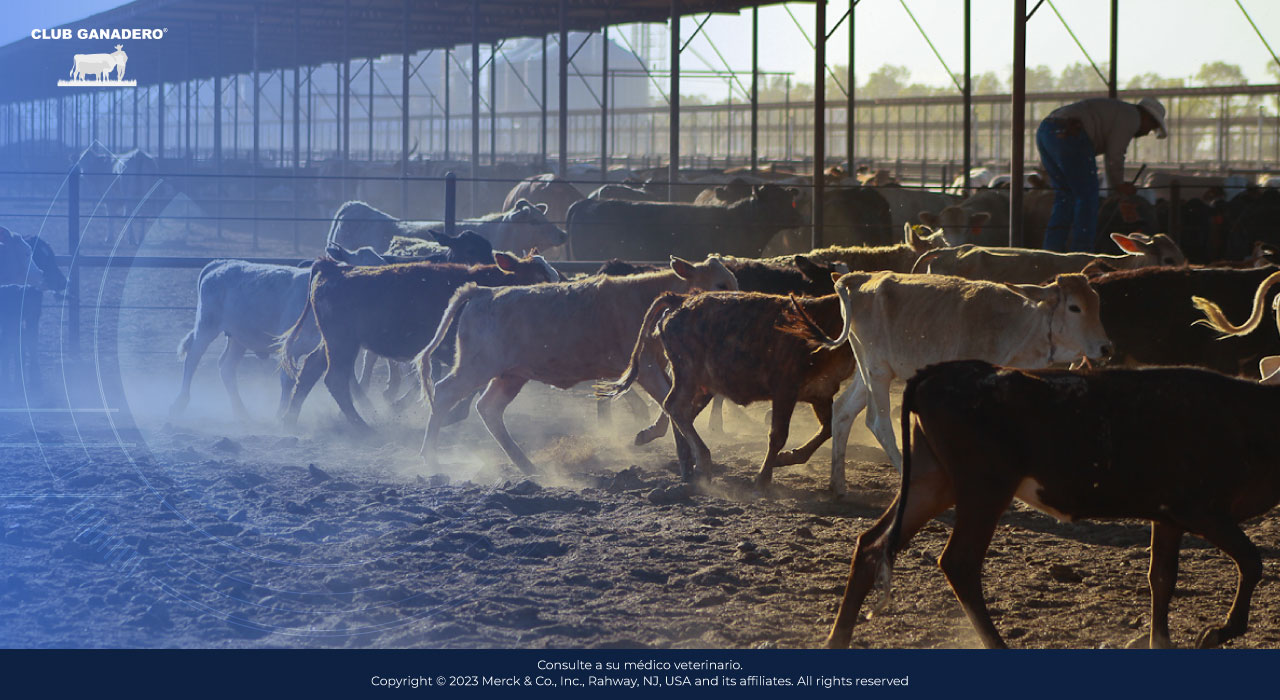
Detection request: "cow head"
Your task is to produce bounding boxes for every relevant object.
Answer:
[1006,273,1111,365]
[670,255,737,292]
[793,255,843,295]
[493,250,560,284]
[503,199,569,252]
[903,222,947,253]
[746,184,804,229]
[1109,232,1186,267]
[918,207,991,246]
[713,178,754,204]
[428,229,495,265]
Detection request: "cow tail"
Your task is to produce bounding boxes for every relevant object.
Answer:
[594,292,683,399]
[276,262,324,378]
[419,284,482,405]
[1192,270,1280,338]
[786,293,835,352]
[817,278,855,350]
[871,370,918,617]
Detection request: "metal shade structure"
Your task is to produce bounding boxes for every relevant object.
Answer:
[1,1,779,101]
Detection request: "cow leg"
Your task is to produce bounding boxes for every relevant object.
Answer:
[20,308,41,393]
[1141,521,1183,649]
[169,324,221,417]
[391,377,422,413]
[281,345,328,427]
[829,374,870,494]
[938,487,1017,649]
[825,430,956,648]
[776,398,834,467]
[476,375,535,474]
[754,395,797,487]
[420,371,487,464]
[864,370,902,470]
[709,395,725,434]
[633,350,674,446]
[383,359,403,402]
[663,380,712,482]
[622,389,650,423]
[322,339,371,431]
[1192,520,1263,649]
[633,409,670,446]
[668,392,714,481]
[217,337,251,420]
[356,349,375,389]
[276,369,294,419]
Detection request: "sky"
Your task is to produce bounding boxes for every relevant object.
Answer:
[6,0,1279,99]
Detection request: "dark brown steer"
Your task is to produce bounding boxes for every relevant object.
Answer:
[279,252,559,430]
[599,292,855,483]
[826,359,1280,650]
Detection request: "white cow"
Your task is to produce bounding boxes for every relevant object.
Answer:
[811,270,1112,493]
[169,246,390,420]
[915,233,1188,285]
[70,45,127,81]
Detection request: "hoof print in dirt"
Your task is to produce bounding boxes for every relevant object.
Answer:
[173,446,201,462]
[508,539,569,559]
[505,478,541,496]
[210,437,241,454]
[628,568,669,585]
[284,501,314,516]
[646,484,693,505]
[1047,563,1085,584]
[417,474,450,488]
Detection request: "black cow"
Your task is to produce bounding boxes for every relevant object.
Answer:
[825,359,1280,649]
[566,183,803,260]
[1091,265,1280,377]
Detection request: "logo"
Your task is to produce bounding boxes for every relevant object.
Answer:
[57,44,135,87]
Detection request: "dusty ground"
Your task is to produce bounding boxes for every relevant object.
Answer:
[5,362,1280,650]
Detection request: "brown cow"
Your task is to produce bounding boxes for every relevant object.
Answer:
[599,291,855,483]
[279,252,560,430]
[825,359,1280,649]
[419,256,738,473]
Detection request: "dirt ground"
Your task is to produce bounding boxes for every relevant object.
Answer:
[5,355,1280,650]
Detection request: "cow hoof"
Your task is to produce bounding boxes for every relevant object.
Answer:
[776,449,807,467]
[822,632,852,649]
[634,427,664,446]
[1195,626,1226,649]
[1124,633,1150,649]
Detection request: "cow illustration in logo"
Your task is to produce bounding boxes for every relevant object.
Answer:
[69,45,127,82]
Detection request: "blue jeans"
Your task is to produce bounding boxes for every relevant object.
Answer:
[1037,119,1099,252]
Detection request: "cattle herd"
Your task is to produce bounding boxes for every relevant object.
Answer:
[6,163,1280,650]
